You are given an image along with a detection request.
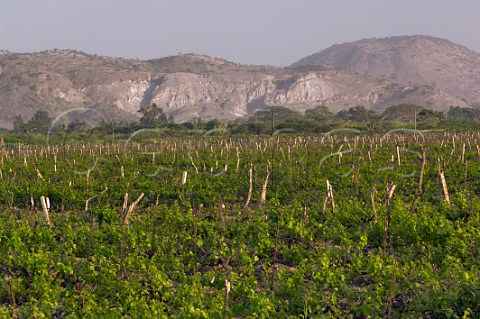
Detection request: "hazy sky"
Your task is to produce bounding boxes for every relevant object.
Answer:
[1,0,479,66]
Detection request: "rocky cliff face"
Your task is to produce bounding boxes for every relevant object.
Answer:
[0,46,470,129]
[144,71,337,122]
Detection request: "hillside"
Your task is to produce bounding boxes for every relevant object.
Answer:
[291,35,480,107]
[0,43,470,129]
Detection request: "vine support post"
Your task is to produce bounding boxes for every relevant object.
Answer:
[235,147,240,172]
[464,160,469,193]
[438,159,450,205]
[86,170,90,189]
[396,146,401,166]
[323,180,335,214]
[418,148,426,196]
[244,164,253,208]
[383,183,395,254]
[181,171,188,189]
[218,199,227,230]
[189,154,198,174]
[259,165,270,206]
[84,187,108,217]
[40,195,51,226]
[370,187,378,222]
[122,193,145,225]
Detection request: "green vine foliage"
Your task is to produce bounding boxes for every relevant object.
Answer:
[0,133,479,318]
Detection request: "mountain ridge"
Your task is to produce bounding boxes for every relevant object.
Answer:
[0,35,475,129]
[291,35,480,107]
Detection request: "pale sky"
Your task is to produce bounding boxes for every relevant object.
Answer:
[1,0,479,66]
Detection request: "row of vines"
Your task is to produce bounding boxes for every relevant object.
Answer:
[1,132,480,318]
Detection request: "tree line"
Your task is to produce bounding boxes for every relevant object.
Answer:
[9,103,480,138]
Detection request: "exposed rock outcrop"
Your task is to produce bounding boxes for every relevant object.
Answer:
[0,40,473,129]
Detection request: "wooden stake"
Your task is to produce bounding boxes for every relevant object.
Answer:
[84,187,108,216]
[383,183,396,253]
[323,180,335,213]
[218,199,227,228]
[438,159,450,205]
[371,187,378,222]
[396,146,401,166]
[439,171,450,205]
[446,147,455,166]
[386,184,396,205]
[40,196,51,225]
[122,193,129,212]
[235,147,240,172]
[86,170,90,188]
[35,167,43,180]
[418,149,426,195]
[259,167,270,206]
[30,196,35,211]
[244,165,253,208]
[190,154,199,174]
[182,171,188,186]
[122,193,145,225]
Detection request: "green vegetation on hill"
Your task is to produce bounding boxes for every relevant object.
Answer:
[6,103,480,145]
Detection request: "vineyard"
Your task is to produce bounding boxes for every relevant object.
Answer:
[1,131,480,318]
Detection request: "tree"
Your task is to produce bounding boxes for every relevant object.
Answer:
[447,106,480,120]
[13,115,27,133]
[249,106,302,134]
[346,105,376,123]
[336,105,380,130]
[304,104,334,123]
[27,111,52,134]
[66,119,88,132]
[381,104,425,122]
[336,109,350,121]
[416,109,445,128]
[251,106,301,123]
[445,106,480,129]
[205,119,221,131]
[139,103,168,128]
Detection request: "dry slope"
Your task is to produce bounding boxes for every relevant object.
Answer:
[0,46,469,129]
[291,35,480,107]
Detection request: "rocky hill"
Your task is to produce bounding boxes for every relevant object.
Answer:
[0,41,471,129]
[291,35,480,107]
